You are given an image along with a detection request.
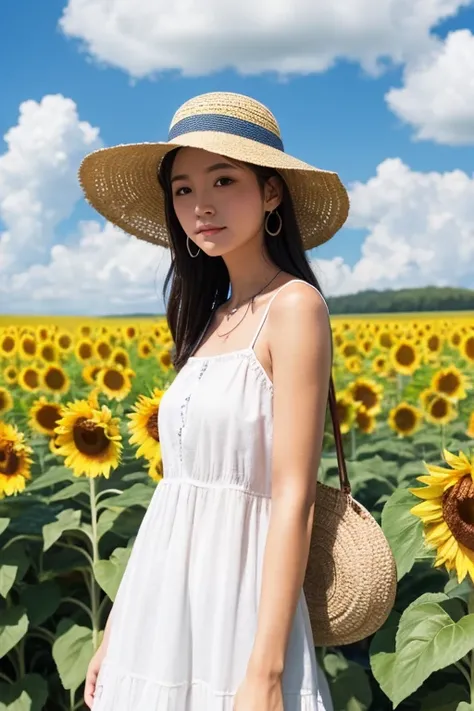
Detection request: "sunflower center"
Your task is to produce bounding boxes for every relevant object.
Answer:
[146,411,160,442]
[0,392,7,410]
[114,353,127,368]
[73,417,109,456]
[0,443,19,476]
[103,369,125,390]
[427,335,441,351]
[437,372,460,396]
[161,351,171,367]
[42,345,55,362]
[396,344,415,366]
[394,407,416,431]
[430,396,448,418]
[79,343,93,359]
[23,337,36,355]
[465,336,474,361]
[2,336,15,353]
[98,342,112,359]
[58,334,72,349]
[37,405,62,431]
[353,385,377,409]
[45,368,66,390]
[24,369,39,388]
[442,476,474,551]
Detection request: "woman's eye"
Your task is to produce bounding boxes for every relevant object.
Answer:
[215,177,234,187]
[175,186,191,196]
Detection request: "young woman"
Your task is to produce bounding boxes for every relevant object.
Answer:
[80,91,349,711]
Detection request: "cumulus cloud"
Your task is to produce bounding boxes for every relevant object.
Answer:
[2,220,170,315]
[0,95,101,274]
[58,0,468,79]
[313,158,474,296]
[386,29,474,145]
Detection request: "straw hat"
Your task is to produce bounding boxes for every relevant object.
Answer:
[78,92,349,251]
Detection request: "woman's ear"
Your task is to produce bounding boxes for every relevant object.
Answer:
[263,175,283,212]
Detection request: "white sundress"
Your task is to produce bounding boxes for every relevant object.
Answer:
[93,279,334,711]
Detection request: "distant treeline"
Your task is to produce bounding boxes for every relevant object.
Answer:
[325,286,474,315]
[101,286,474,318]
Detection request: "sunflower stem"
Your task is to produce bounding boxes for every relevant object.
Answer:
[350,427,356,460]
[95,488,123,502]
[441,424,446,451]
[89,476,100,651]
[469,592,474,703]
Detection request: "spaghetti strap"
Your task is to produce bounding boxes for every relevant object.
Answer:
[249,278,329,350]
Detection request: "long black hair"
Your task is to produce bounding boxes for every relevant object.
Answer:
[157,148,327,372]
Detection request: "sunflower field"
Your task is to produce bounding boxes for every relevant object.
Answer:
[0,311,473,711]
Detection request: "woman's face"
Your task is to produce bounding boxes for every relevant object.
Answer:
[170,147,280,257]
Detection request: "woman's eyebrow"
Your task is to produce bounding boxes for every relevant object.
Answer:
[170,162,239,184]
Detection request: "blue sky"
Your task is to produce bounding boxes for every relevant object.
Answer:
[1,0,473,314]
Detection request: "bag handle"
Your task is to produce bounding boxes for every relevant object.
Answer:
[328,376,351,494]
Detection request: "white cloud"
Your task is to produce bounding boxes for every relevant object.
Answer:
[0,94,101,273]
[58,0,469,79]
[313,158,474,296]
[386,29,474,145]
[2,221,170,315]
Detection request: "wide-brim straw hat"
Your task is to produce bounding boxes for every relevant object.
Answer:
[78,91,350,251]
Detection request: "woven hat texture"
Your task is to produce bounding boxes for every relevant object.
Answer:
[79,91,350,251]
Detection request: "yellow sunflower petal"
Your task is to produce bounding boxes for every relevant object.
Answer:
[408,484,445,500]
[442,448,471,471]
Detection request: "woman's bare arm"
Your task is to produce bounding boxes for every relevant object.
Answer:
[246,283,332,679]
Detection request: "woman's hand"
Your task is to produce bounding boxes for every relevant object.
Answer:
[233,670,284,711]
[84,643,106,709]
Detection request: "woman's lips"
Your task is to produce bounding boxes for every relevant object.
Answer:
[199,227,225,236]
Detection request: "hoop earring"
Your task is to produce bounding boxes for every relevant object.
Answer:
[265,209,282,236]
[186,235,201,258]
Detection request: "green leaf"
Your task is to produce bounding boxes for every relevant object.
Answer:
[369,611,400,703]
[97,507,143,541]
[52,620,94,692]
[26,466,74,493]
[420,683,470,711]
[457,704,474,711]
[49,481,89,503]
[381,487,424,580]
[97,482,153,510]
[0,674,48,711]
[392,604,474,707]
[0,606,29,657]
[444,575,474,604]
[0,542,31,597]
[19,581,61,626]
[0,519,10,536]
[94,546,132,600]
[324,654,372,711]
[42,509,82,551]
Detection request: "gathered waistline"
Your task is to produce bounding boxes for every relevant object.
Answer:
[160,477,271,500]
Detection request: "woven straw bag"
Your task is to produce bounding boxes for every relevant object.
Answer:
[304,377,398,647]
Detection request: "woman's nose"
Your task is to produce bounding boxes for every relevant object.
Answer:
[194,202,215,217]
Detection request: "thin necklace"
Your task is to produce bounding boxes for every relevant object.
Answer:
[216,269,283,339]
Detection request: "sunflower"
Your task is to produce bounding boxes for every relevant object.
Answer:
[19,334,37,360]
[123,325,137,343]
[345,355,363,374]
[335,390,357,435]
[424,393,457,426]
[39,340,59,364]
[388,402,423,437]
[377,331,395,349]
[0,422,33,496]
[0,388,14,415]
[390,340,422,376]
[82,363,102,386]
[95,338,113,361]
[157,348,173,371]
[36,325,50,342]
[0,333,17,358]
[29,397,64,436]
[110,347,130,369]
[54,396,122,478]
[75,339,95,363]
[355,405,376,434]
[41,364,70,395]
[3,365,18,386]
[431,365,468,402]
[138,339,153,359]
[49,434,63,456]
[409,449,474,583]
[459,334,474,365]
[372,354,388,376]
[96,365,133,402]
[127,388,164,462]
[339,341,358,359]
[18,365,41,392]
[349,377,383,416]
[56,329,74,353]
[77,324,92,338]
[425,332,444,357]
[148,453,164,483]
